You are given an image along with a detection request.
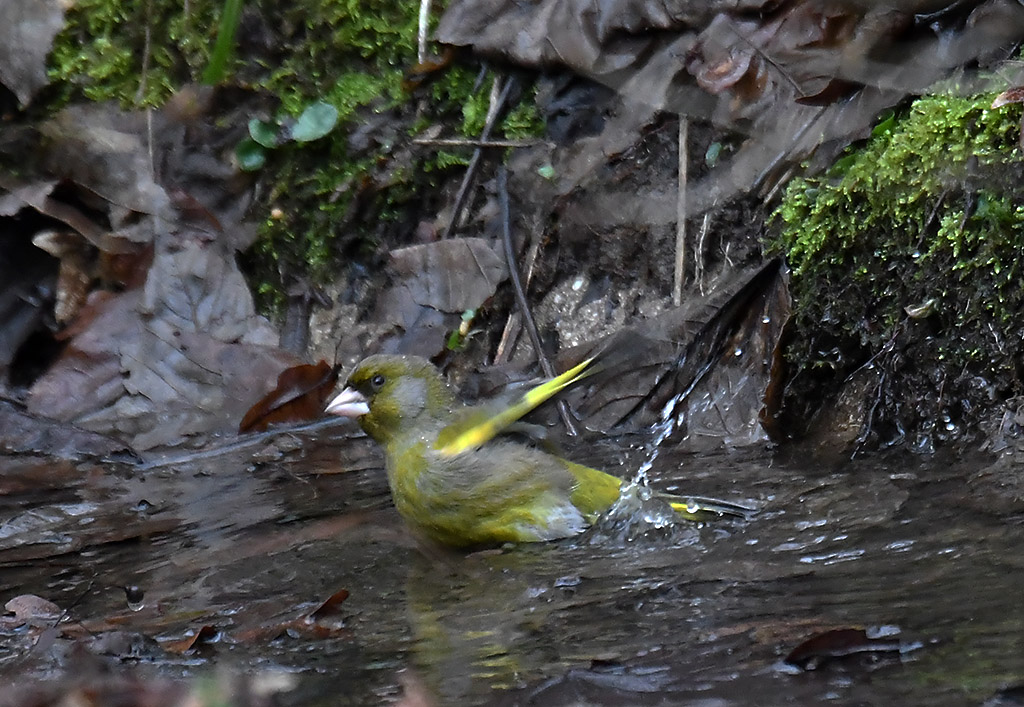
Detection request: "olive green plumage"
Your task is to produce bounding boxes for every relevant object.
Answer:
[326,354,749,548]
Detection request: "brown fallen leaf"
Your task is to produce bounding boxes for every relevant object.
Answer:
[309,588,350,620]
[991,85,1024,151]
[784,627,919,671]
[162,624,219,654]
[238,360,342,432]
[991,86,1024,109]
[4,594,62,625]
[231,588,352,644]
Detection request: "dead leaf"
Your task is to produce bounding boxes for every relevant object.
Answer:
[558,259,789,445]
[4,594,61,625]
[41,104,172,226]
[991,86,1024,109]
[437,0,1024,214]
[389,238,507,313]
[28,227,302,450]
[0,0,66,107]
[309,588,350,620]
[785,627,919,671]
[162,624,219,654]
[373,238,508,356]
[0,400,134,461]
[239,361,342,432]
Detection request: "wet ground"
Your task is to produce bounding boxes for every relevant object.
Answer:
[1,420,1023,705]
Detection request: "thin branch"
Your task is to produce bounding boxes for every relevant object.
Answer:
[417,0,431,64]
[497,165,578,436]
[696,211,711,295]
[724,17,802,94]
[413,137,539,148]
[442,76,515,239]
[673,118,688,306]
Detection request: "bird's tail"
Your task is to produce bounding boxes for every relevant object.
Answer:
[662,494,756,522]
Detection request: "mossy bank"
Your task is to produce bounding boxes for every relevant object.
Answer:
[772,91,1024,449]
[48,0,542,315]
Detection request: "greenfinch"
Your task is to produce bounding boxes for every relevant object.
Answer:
[325,354,751,548]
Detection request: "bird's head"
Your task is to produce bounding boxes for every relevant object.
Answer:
[325,354,457,445]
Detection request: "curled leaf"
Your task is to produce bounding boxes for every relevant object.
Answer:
[290,101,339,143]
[991,86,1024,109]
[248,118,279,148]
[236,138,267,171]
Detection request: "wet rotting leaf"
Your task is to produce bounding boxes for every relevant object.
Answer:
[991,85,1024,151]
[437,0,1024,213]
[373,237,508,356]
[239,360,342,432]
[784,627,921,671]
[991,87,1024,109]
[556,258,789,444]
[231,589,353,643]
[162,624,219,654]
[0,401,135,461]
[309,588,351,621]
[0,0,66,107]
[4,595,62,626]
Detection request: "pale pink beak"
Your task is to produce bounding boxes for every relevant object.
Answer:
[325,387,370,418]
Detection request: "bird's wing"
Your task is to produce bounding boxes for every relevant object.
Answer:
[433,357,596,456]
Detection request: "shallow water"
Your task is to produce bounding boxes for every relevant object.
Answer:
[1,421,1023,705]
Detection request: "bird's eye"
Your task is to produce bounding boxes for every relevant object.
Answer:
[370,374,386,390]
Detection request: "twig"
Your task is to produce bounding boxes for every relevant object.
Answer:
[494,311,521,364]
[413,137,539,148]
[497,165,578,436]
[494,221,541,363]
[673,118,688,306]
[417,0,431,64]
[134,1,152,106]
[696,211,711,295]
[724,17,802,94]
[442,76,515,239]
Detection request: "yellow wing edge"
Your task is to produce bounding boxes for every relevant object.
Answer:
[435,357,596,456]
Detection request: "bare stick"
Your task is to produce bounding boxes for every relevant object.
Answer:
[417,0,431,64]
[696,211,711,295]
[494,219,541,364]
[673,118,688,306]
[442,77,515,239]
[413,137,539,148]
[494,311,521,364]
[497,165,578,435]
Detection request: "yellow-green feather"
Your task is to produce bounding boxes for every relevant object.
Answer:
[564,461,623,518]
[434,357,596,456]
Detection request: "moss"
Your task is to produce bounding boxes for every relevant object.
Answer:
[770,92,1024,444]
[46,0,547,317]
[49,0,217,107]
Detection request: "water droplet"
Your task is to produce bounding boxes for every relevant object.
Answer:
[124,585,145,611]
[734,347,743,357]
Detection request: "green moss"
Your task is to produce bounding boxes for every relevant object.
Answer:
[770,92,1024,443]
[49,0,217,107]
[46,0,546,317]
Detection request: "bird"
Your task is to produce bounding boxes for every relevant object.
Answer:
[325,354,752,548]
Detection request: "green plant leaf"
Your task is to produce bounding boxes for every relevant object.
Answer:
[236,138,266,171]
[202,0,244,85]
[290,101,339,143]
[249,118,279,148]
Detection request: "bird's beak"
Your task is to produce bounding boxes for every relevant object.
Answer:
[325,387,370,418]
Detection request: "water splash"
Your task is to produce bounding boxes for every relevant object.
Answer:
[632,393,685,487]
[586,392,696,543]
